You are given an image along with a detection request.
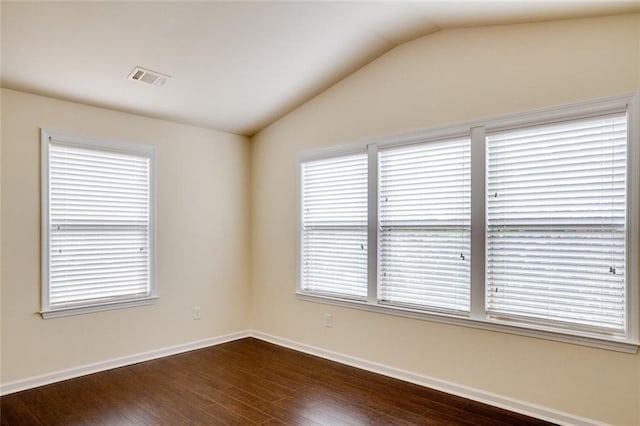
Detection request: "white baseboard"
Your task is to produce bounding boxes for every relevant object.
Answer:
[0,329,603,426]
[250,330,604,426]
[0,330,250,396]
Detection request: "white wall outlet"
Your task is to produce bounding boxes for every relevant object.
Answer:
[193,306,201,320]
[324,313,332,328]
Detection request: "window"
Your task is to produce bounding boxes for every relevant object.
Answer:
[486,115,627,333]
[298,93,638,352]
[41,130,156,318]
[300,152,368,299]
[378,138,471,313]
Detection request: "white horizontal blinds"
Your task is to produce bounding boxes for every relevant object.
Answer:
[301,153,368,299]
[486,113,627,332]
[378,137,471,313]
[48,141,151,308]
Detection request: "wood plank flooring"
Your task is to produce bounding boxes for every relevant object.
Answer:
[1,338,553,425]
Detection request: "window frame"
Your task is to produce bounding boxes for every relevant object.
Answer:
[296,93,639,353]
[41,129,157,319]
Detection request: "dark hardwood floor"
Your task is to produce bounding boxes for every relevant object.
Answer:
[1,338,553,425]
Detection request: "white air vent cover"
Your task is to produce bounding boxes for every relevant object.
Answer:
[127,66,170,87]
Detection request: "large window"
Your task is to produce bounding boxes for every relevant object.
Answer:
[298,94,638,351]
[41,130,156,318]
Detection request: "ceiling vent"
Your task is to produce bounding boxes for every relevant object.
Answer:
[127,66,170,87]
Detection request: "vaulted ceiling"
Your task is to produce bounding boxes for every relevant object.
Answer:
[2,1,639,136]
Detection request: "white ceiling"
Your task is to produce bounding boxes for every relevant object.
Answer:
[2,1,640,136]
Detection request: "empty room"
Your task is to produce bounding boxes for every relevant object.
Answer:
[1,1,640,425]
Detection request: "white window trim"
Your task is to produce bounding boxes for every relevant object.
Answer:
[297,93,639,353]
[41,129,157,319]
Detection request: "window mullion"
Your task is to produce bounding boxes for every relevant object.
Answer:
[626,96,639,342]
[470,126,486,320]
[367,143,378,304]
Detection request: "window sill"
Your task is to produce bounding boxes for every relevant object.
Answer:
[296,292,639,354]
[40,296,158,319]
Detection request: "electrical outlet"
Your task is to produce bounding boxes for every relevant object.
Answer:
[324,313,332,328]
[193,306,201,320]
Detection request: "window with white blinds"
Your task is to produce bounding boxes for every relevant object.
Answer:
[378,138,471,313]
[298,94,638,350]
[486,114,628,333]
[42,131,156,317]
[300,152,368,299]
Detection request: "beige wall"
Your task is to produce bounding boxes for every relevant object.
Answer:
[251,14,640,425]
[0,88,251,383]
